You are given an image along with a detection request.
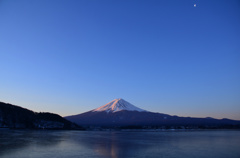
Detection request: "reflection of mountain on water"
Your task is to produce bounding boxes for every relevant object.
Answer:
[55,130,240,158]
[0,130,220,158]
[82,132,123,158]
[68,131,177,158]
[1,130,240,158]
[0,130,166,158]
[93,135,120,158]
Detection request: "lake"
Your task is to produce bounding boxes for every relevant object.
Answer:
[0,129,239,158]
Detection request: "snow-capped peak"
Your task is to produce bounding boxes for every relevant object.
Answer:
[92,98,147,113]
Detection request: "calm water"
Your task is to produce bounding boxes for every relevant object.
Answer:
[0,129,239,158]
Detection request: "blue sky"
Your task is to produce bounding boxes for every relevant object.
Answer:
[0,0,240,120]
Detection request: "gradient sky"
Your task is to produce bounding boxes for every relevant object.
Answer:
[0,0,240,120]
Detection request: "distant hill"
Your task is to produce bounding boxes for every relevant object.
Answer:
[65,98,240,129]
[0,101,82,129]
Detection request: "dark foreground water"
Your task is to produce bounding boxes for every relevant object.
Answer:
[0,129,239,158]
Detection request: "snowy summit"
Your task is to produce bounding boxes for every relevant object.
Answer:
[92,98,147,113]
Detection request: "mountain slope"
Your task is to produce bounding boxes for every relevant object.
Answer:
[92,98,146,113]
[65,99,240,128]
[0,101,80,129]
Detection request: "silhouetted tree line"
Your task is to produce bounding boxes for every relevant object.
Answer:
[0,102,83,130]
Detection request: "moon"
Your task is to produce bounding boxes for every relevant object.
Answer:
[194,4,197,7]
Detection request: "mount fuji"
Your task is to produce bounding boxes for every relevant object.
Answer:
[92,98,146,113]
[65,98,240,128]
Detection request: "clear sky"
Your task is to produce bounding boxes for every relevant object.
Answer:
[0,0,240,120]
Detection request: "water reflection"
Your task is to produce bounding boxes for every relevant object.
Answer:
[0,129,240,158]
[0,130,65,157]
